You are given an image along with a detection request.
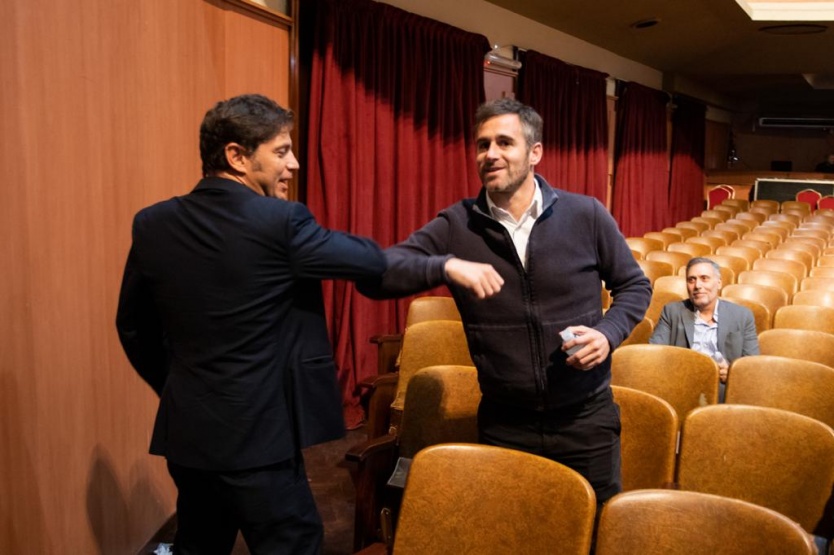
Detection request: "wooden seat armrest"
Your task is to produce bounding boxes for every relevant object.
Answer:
[369,334,403,376]
[355,372,399,395]
[370,334,403,345]
[345,434,398,466]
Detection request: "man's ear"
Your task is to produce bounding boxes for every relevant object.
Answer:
[529,142,543,166]
[224,143,249,173]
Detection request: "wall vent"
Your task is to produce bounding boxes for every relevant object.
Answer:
[758,117,834,128]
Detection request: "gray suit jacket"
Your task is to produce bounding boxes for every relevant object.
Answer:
[649,298,759,362]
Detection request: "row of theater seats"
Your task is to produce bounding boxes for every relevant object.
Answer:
[348,199,834,551]
[622,198,834,332]
[348,302,834,551]
[352,354,834,553]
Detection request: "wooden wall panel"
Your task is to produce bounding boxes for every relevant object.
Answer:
[0,0,290,553]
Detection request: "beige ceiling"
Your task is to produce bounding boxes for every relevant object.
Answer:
[484,0,834,118]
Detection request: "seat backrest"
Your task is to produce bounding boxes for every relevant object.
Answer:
[643,231,679,249]
[595,489,817,555]
[730,238,771,255]
[765,247,813,273]
[713,204,738,219]
[752,199,780,213]
[783,199,813,214]
[665,226,697,239]
[796,190,823,210]
[392,444,596,555]
[819,255,834,267]
[677,220,709,233]
[619,317,654,347]
[800,276,834,292]
[611,386,677,491]
[752,257,807,283]
[686,236,722,253]
[810,266,834,278]
[717,221,754,237]
[637,259,673,285]
[715,245,760,267]
[758,328,834,368]
[722,198,749,211]
[707,185,733,209]
[644,289,688,327]
[677,405,834,532]
[645,250,691,274]
[735,210,764,224]
[668,241,711,258]
[792,289,834,308]
[769,212,802,227]
[743,230,781,248]
[786,236,825,258]
[625,237,663,258]
[703,209,731,221]
[653,275,687,298]
[818,195,834,211]
[726,296,771,334]
[773,304,834,335]
[720,283,788,325]
[612,345,719,421]
[725,355,834,430]
[398,365,481,458]
[702,229,738,244]
[393,320,473,414]
[404,296,461,328]
[708,253,749,277]
[737,269,797,297]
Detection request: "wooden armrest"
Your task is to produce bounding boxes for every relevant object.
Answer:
[346,434,400,551]
[370,334,403,375]
[355,372,399,394]
[345,434,398,466]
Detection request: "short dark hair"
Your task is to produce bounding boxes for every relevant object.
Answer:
[199,94,294,176]
[473,98,543,148]
[686,257,721,277]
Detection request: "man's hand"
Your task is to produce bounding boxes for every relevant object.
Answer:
[718,360,729,383]
[444,258,504,299]
[562,326,611,371]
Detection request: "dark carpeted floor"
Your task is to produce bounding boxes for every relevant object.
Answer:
[141,428,365,555]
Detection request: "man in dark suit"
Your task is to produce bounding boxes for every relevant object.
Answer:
[116,94,386,555]
[650,257,759,401]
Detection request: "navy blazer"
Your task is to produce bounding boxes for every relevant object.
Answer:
[649,298,759,362]
[117,177,385,471]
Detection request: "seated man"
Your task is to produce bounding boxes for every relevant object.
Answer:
[649,257,759,402]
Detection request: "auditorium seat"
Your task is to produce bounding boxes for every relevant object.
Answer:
[721,283,788,327]
[774,305,834,335]
[388,444,596,555]
[612,345,719,422]
[752,257,807,283]
[595,490,817,555]
[645,250,691,274]
[737,269,798,298]
[725,355,834,430]
[676,405,834,536]
[792,289,834,308]
[758,328,834,368]
[668,241,711,258]
[800,276,834,292]
[611,386,678,491]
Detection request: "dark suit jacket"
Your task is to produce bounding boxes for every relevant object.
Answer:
[116,177,386,471]
[648,298,759,362]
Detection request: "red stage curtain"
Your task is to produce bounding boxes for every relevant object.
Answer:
[612,81,670,237]
[668,97,707,223]
[517,51,609,203]
[306,0,489,427]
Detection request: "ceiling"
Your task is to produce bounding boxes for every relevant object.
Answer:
[484,0,834,119]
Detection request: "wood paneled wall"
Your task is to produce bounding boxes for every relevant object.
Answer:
[0,1,290,552]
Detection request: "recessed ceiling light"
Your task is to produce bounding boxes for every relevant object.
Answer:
[759,23,828,34]
[735,0,834,21]
[631,18,660,30]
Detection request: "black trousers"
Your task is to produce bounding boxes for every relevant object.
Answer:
[167,457,323,555]
[478,387,622,503]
